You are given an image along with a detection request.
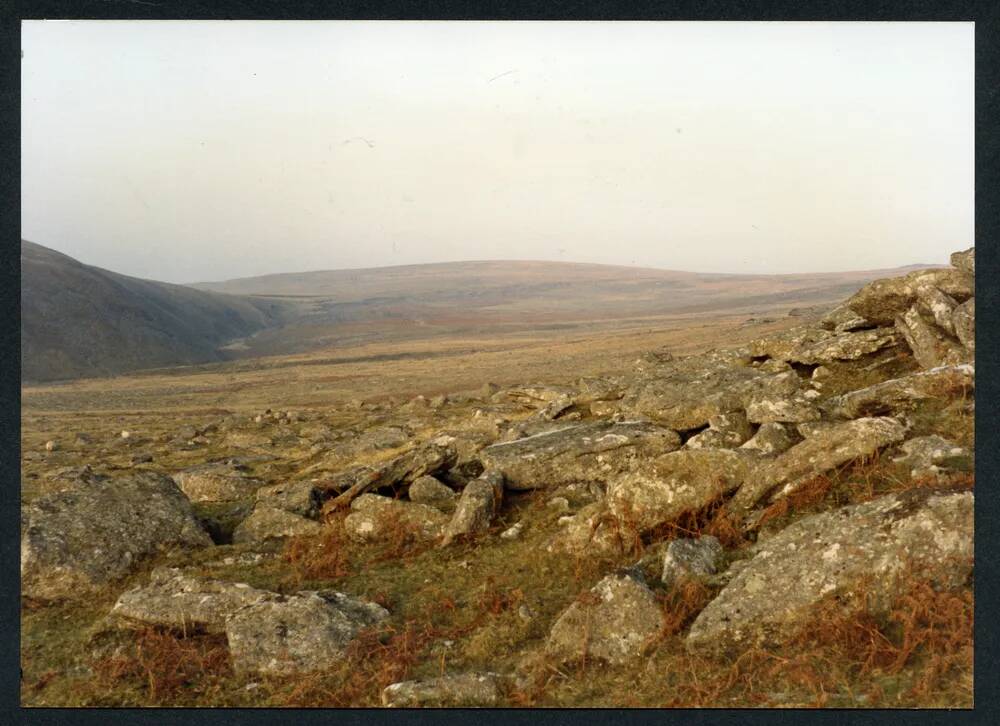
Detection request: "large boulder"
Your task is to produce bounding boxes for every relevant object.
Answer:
[729,417,908,512]
[824,364,974,419]
[546,572,663,665]
[478,421,681,491]
[845,268,973,326]
[607,449,754,532]
[687,488,973,656]
[21,472,211,600]
[226,590,390,674]
[915,285,959,336]
[108,567,273,633]
[745,394,820,424]
[172,463,263,503]
[820,304,870,333]
[382,672,506,708]
[440,471,503,546]
[344,494,449,542]
[895,306,967,370]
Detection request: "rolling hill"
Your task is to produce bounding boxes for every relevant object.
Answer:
[23,241,935,383]
[21,241,296,383]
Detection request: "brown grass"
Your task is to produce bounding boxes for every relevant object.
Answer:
[92,628,232,705]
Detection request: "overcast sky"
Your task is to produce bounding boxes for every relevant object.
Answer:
[21,21,973,284]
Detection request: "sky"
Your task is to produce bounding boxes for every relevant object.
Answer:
[21,21,973,284]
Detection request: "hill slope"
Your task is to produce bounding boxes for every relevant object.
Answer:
[21,241,295,383]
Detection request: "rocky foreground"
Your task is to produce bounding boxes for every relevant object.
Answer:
[21,249,975,707]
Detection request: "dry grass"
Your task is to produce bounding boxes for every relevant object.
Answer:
[92,628,232,705]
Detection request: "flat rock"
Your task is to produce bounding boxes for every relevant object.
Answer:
[254,480,319,517]
[382,672,506,708]
[824,364,975,419]
[226,590,390,674]
[846,268,973,325]
[109,567,273,633]
[441,471,503,546]
[729,416,908,512]
[232,505,323,544]
[607,449,754,532]
[479,421,681,491]
[344,494,449,542]
[687,488,974,657]
[749,328,897,365]
[546,572,663,665]
[21,472,211,600]
[173,463,263,503]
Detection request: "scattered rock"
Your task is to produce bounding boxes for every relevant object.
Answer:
[687,488,974,657]
[479,421,681,491]
[44,440,57,452]
[661,536,724,588]
[546,572,662,666]
[500,521,525,540]
[226,590,390,674]
[729,416,908,512]
[21,472,211,600]
[382,672,506,707]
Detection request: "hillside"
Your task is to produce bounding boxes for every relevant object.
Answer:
[21,241,296,383]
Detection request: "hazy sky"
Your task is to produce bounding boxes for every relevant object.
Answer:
[22,21,973,284]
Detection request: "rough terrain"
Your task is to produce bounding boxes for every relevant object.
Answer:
[20,249,975,708]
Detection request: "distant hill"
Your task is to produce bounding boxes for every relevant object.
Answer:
[23,243,938,383]
[21,241,295,383]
